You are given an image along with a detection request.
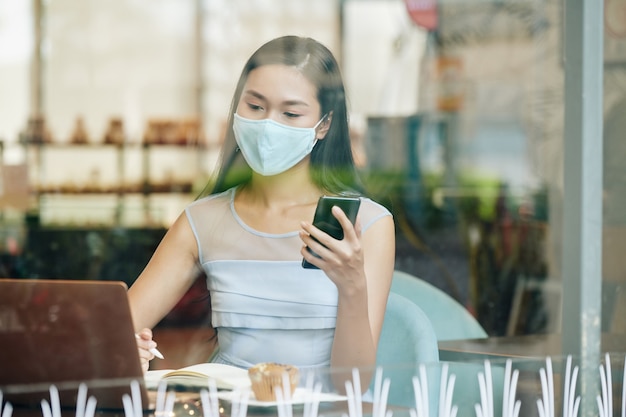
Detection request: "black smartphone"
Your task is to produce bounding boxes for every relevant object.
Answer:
[302,195,361,269]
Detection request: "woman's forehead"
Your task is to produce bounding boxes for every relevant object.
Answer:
[243,64,318,105]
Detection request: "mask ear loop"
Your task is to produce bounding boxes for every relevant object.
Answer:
[313,113,329,140]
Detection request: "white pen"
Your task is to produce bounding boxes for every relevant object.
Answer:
[149,347,165,359]
[135,333,165,359]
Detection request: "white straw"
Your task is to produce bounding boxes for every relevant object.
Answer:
[200,380,220,417]
[597,396,605,417]
[41,385,61,417]
[131,380,142,417]
[155,380,175,417]
[303,372,315,417]
[41,400,52,417]
[156,381,165,413]
[536,399,546,417]
[373,368,382,416]
[372,367,390,417]
[478,372,487,417]
[1,398,13,417]
[412,376,425,417]
[50,385,61,417]
[380,378,391,417]
[84,396,97,417]
[436,363,457,417]
[231,387,249,417]
[76,384,86,417]
[538,366,549,417]
[565,358,580,417]
[597,354,615,417]
[275,386,288,417]
[76,383,97,417]
[574,396,581,417]
[313,383,323,417]
[502,360,520,417]
[345,380,356,417]
[563,357,571,417]
[353,368,363,417]
[444,374,456,417]
[604,352,613,416]
[485,361,493,417]
[121,380,144,417]
[283,372,293,417]
[275,372,294,417]
[439,364,449,417]
[547,358,554,417]
[303,382,322,417]
[599,365,608,417]
[503,360,511,417]
[420,364,430,417]
[622,355,626,417]
[122,394,134,417]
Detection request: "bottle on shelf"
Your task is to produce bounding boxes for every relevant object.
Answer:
[143,118,204,146]
[70,116,89,144]
[19,115,54,144]
[103,117,125,145]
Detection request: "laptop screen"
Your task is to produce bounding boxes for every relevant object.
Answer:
[0,279,149,412]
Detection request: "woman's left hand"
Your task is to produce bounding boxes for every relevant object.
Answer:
[299,205,365,290]
[135,328,157,373]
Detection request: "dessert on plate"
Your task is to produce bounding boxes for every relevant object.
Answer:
[248,363,300,401]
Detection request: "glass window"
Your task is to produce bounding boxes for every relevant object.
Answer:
[0,3,624,412]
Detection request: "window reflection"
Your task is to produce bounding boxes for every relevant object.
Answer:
[0,0,624,368]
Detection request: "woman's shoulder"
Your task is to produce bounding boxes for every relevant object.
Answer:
[359,196,390,212]
[188,188,234,208]
[185,188,235,220]
[358,196,393,232]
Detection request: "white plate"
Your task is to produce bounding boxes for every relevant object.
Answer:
[217,388,347,407]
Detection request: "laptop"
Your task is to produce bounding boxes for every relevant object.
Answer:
[0,279,150,413]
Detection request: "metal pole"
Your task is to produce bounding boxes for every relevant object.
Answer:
[194,0,204,122]
[31,0,43,117]
[561,0,604,416]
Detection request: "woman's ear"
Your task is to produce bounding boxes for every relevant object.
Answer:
[315,112,333,140]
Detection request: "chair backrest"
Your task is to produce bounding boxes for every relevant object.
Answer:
[374,292,439,408]
[391,270,488,340]
[374,289,501,416]
[389,272,502,417]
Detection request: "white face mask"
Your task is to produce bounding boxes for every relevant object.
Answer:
[233,113,326,176]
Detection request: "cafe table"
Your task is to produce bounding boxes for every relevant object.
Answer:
[438,332,626,362]
[438,333,626,417]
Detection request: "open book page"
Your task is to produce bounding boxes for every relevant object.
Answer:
[217,388,347,407]
[144,363,251,390]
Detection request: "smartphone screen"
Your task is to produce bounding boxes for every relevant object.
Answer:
[302,195,361,269]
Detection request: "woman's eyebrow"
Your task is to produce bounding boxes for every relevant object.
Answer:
[243,90,310,107]
[243,90,266,101]
[282,99,310,107]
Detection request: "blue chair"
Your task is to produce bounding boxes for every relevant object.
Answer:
[374,292,440,409]
[391,270,487,340]
[390,271,502,417]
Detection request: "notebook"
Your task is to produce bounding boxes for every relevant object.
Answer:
[0,278,150,412]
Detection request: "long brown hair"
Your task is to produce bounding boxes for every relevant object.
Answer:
[200,36,362,197]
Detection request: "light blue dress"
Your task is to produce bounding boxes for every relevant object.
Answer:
[184,187,391,387]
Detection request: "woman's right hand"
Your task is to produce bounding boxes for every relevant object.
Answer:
[135,328,157,373]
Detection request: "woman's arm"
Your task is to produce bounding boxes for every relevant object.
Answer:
[300,207,395,391]
[128,212,202,332]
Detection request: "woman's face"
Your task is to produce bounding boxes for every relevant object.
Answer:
[236,64,322,128]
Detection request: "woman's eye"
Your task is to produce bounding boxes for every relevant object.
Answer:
[247,103,263,111]
[284,112,300,118]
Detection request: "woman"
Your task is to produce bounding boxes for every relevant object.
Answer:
[129,36,395,390]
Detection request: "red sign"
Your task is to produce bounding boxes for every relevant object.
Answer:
[404,0,438,31]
